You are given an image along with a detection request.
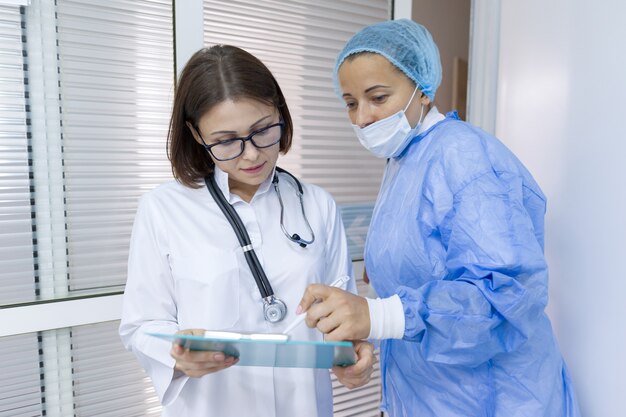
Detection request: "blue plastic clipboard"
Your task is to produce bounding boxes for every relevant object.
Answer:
[146,331,356,369]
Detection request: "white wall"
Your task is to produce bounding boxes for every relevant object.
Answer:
[492,1,626,415]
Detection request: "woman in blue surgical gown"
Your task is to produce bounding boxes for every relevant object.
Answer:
[297,19,582,417]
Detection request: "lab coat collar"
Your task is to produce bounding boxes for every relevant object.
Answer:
[416,106,445,135]
[213,165,276,204]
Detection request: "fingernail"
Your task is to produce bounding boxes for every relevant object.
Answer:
[296,305,302,315]
[213,352,225,361]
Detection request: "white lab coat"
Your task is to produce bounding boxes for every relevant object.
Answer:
[119,166,354,417]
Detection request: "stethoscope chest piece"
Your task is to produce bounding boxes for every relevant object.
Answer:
[263,296,287,323]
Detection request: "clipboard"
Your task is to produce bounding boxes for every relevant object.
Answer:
[146,330,356,369]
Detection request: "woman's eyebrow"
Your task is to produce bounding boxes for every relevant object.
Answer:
[209,114,273,136]
[364,84,391,93]
[249,114,274,130]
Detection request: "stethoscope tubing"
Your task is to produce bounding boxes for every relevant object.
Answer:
[204,167,315,316]
[273,167,315,247]
[205,174,274,299]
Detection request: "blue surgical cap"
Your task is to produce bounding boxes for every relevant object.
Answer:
[333,19,442,101]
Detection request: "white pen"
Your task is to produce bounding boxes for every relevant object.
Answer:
[282,275,351,335]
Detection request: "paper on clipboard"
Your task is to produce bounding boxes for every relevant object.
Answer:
[146,330,356,369]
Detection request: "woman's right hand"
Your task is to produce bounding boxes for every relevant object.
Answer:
[297,285,371,342]
[170,329,238,378]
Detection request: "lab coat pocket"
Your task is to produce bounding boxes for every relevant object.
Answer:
[171,252,239,330]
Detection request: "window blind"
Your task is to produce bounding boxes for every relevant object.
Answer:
[56,0,174,293]
[0,4,36,305]
[71,321,162,417]
[50,6,176,413]
[0,334,42,417]
[341,202,376,260]
[0,0,176,306]
[2,0,176,413]
[0,321,162,417]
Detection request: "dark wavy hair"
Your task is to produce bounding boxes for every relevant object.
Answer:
[167,45,293,188]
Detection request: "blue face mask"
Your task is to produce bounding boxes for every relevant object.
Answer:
[351,87,424,158]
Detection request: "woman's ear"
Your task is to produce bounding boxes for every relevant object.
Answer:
[186,121,202,144]
[419,92,431,107]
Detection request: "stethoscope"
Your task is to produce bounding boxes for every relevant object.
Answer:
[204,167,315,323]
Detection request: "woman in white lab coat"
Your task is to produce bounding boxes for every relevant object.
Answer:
[118,45,375,417]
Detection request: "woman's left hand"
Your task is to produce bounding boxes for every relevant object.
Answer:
[332,340,376,389]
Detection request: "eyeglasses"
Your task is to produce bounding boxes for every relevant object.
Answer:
[200,121,284,161]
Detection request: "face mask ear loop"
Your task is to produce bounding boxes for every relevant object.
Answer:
[417,103,425,125]
[404,86,425,130]
[403,86,420,112]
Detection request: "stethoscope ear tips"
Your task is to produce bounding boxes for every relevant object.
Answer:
[291,234,307,248]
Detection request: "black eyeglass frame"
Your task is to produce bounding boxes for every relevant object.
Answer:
[198,121,285,161]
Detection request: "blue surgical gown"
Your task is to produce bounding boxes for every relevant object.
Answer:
[365,112,581,417]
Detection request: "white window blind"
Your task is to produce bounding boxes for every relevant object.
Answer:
[56,0,174,293]
[1,0,174,416]
[0,334,42,417]
[71,321,162,416]
[0,322,162,417]
[0,4,36,305]
[0,0,175,306]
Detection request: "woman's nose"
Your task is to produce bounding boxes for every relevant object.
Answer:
[241,139,260,160]
[355,106,376,128]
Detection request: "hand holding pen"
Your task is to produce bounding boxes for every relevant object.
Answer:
[292,275,371,342]
[283,275,350,334]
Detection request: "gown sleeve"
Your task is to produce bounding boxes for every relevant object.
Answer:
[399,170,549,367]
[118,193,188,405]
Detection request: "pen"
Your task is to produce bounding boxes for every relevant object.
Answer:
[282,275,351,335]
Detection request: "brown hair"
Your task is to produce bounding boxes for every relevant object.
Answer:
[167,45,293,187]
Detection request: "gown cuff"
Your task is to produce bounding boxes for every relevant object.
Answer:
[366,294,406,340]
